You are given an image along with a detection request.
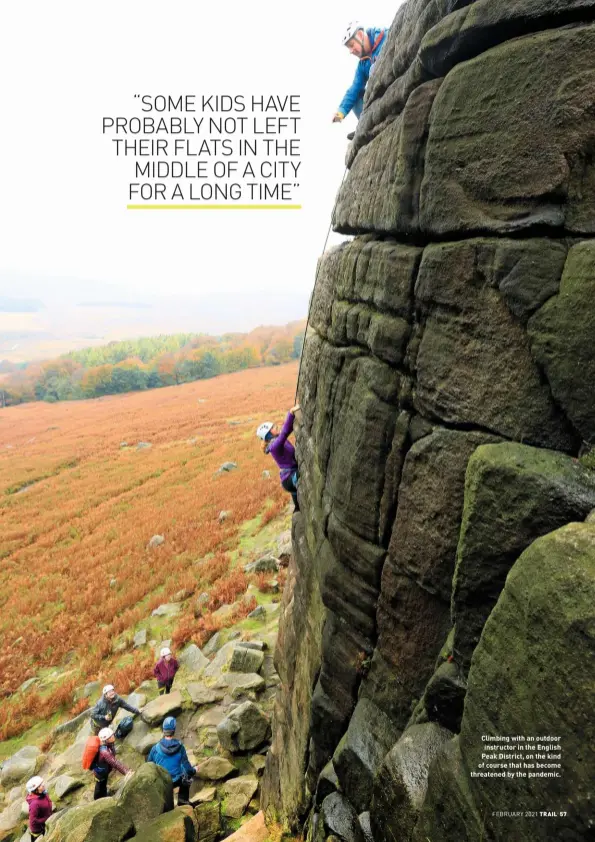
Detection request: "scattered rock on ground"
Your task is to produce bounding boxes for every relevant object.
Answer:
[133,629,147,648]
[195,757,238,781]
[119,762,174,830]
[178,644,209,675]
[223,776,259,819]
[229,647,264,674]
[186,683,226,706]
[0,746,41,786]
[51,775,84,800]
[248,606,266,620]
[148,535,165,549]
[142,691,184,726]
[151,603,181,617]
[217,702,270,752]
[243,555,279,574]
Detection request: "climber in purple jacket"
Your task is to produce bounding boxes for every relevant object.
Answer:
[256,404,300,511]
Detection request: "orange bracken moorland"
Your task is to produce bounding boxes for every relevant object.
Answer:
[0,362,297,741]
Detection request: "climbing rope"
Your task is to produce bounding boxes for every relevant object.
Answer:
[294,165,348,403]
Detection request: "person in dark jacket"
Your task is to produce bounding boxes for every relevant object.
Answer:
[256,404,300,511]
[25,777,52,839]
[93,727,132,799]
[147,717,196,805]
[153,647,179,695]
[89,684,141,735]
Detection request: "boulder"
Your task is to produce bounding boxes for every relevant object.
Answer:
[53,708,91,737]
[137,442,152,450]
[223,775,259,819]
[237,641,265,651]
[222,811,268,842]
[247,606,266,620]
[142,690,184,726]
[202,631,223,656]
[359,813,373,842]
[186,682,226,706]
[82,680,101,699]
[51,774,84,800]
[416,522,595,842]
[244,555,279,574]
[332,698,400,814]
[151,602,181,617]
[321,793,365,842]
[136,805,197,841]
[452,442,595,669]
[202,642,236,680]
[229,647,264,674]
[195,756,237,781]
[122,718,157,754]
[194,801,221,842]
[44,798,133,842]
[0,746,40,786]
[194,592,210,618]
[178,644,209,675]
[218,511,231,523]
[133,629,147,648]
[193,786,217,803]
[148,534,164,548]
[371,723,453,842]
[0,798,26,834]
[315,761,340,807]
[217,702,270,752]
[250,755,267,777]
[118,762,174,830]
[219,462,238,472]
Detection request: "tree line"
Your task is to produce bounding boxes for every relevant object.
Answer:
[1,323,305,405]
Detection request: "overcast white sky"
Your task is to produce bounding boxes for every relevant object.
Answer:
[0,0,405,339]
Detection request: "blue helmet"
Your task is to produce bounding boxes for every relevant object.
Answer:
[163,716,177,733]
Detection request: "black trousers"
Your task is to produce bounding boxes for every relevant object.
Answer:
[158,680,173,695]
[94,776,109,800]
[281,473,299,512]
[173,778,190,804]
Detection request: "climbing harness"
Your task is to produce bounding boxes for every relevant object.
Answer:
[294,165,348,403]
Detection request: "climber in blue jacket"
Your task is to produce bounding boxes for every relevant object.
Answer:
[333,22,388,128]
[147,717,196,804]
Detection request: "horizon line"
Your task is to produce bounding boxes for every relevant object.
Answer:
[127,204,302,210]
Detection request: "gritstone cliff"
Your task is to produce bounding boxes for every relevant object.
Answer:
[262,3,595,841]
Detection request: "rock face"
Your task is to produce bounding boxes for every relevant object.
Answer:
[263,2,595,840]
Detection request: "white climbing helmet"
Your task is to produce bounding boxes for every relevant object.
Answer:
[342,21,364,45]
[256,422,274,441]
[102,684,115,696]
[26,776,44,793]
[99,727,115,742]
[161,647,171,657]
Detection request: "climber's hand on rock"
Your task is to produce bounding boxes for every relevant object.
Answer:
[332,112,344,123]
[291,403,301,414]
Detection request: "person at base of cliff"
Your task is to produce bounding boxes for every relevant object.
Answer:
[89,684,141,735]
[153,646,179,695]
[332,22,389,138]
[25,777,52,839]
[92,728,132,800]
[256,404,300,512]
[147,717,196,805]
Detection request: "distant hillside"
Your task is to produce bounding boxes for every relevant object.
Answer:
[0,321,305,405]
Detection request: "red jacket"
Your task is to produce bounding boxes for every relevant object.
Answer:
[153,656,179,683]
[27,792,52,833]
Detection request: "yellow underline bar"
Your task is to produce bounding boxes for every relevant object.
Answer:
[127,204,302,210]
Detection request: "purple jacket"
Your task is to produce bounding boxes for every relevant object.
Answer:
[27,792,52,833]
[267,412,298,480]
[154,656,179,683]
